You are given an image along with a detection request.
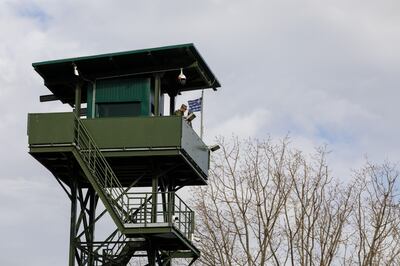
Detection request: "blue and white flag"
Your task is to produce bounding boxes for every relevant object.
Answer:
[188,98,202,112]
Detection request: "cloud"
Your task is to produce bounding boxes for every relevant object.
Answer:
[207,109,271,139]
[11,1,52,27]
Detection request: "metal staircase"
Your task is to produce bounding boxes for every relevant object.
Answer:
[78,229,142,265]
[72,114,129,229]
[70,114,197,264]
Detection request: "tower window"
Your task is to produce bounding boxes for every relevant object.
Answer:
[96,102,141,118]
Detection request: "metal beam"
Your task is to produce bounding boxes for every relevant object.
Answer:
[154,74,161,116]
[72,149,124,230]
[169,92,176,115]
[147,248,156,266]
[74,83,81,118]
[40,94,58,102]
[151,176,158,224]
[69,178,77,266]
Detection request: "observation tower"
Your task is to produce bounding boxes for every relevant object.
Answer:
[27,44,221,265]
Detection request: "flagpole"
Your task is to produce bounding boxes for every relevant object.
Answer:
[200,89,204,140]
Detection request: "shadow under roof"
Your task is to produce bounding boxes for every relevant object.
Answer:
[33,43,221,105]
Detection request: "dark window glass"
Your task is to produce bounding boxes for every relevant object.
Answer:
[96,102,141,117]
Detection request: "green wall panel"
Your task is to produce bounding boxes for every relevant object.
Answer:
[27,112,209,178]
[28,112,75,145]
[95,77,151,116]
[181,121,209,175]
[82,116,182,149]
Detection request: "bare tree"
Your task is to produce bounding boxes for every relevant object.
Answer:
[192,137,294,266]
[348,162,400,266]
[281,147,354,266]
[191,137,400,266]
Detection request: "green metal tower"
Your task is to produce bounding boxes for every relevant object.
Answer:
[27,44,221,265]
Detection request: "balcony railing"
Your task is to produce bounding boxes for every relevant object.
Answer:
[126,192,195,240]
[28,112,209,177]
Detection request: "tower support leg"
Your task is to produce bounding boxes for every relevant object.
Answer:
[87,188,96,266]
[69,179,78,266]
[147,248,156,266]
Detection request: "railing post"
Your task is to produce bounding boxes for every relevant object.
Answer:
[144,194,148,226]
[151,177,158,223]
[178,198,182,231]
[171,191,175,216]
[168,192,173,224]
[76,122,80,149]
[161,191,167,222]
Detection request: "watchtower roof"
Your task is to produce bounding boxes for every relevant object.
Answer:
[33,43,221,105]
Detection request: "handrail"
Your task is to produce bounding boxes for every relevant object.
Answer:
[72,115,195,240]
[126,192,195,240]
[78,230,136,265]
[73,115,130,220]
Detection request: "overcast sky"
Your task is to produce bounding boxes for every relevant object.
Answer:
[1,0,399,264]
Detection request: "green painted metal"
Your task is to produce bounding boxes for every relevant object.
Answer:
[181,120,210,173]
[124,192,195,239]
[69,178,77,266]
[36,113,195,237]
[87,78,151,118]
[100,150,180,157]
[154,75,161,116]
[75,83,82,118]
[87,83,94,118]
[70,120,126,230]
[29,43,222,264]
[32,43,221,106]
[29,146,74,153]
[95,78,150,103]
[151,176,158,224]
[28,113,181,148]
[82,116,182,148]
[74,203,141,265]
[28,112,75,144]
[87,188,96,266]
[28,112,203,263]
[28,112,209,177]
[33,43,196,67]
[72,149,124,231]
[73,115,199,260]
[92,77,151,117]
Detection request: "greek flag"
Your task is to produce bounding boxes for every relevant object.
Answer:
[188,98,202,112]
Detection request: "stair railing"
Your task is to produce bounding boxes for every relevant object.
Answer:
[77,229,135,265]
[73,115,130,221]
[72,115,195,241]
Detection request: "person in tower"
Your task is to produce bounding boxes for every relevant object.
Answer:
[174,104,187,116]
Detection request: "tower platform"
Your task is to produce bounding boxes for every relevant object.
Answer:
[28,112,209,187]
